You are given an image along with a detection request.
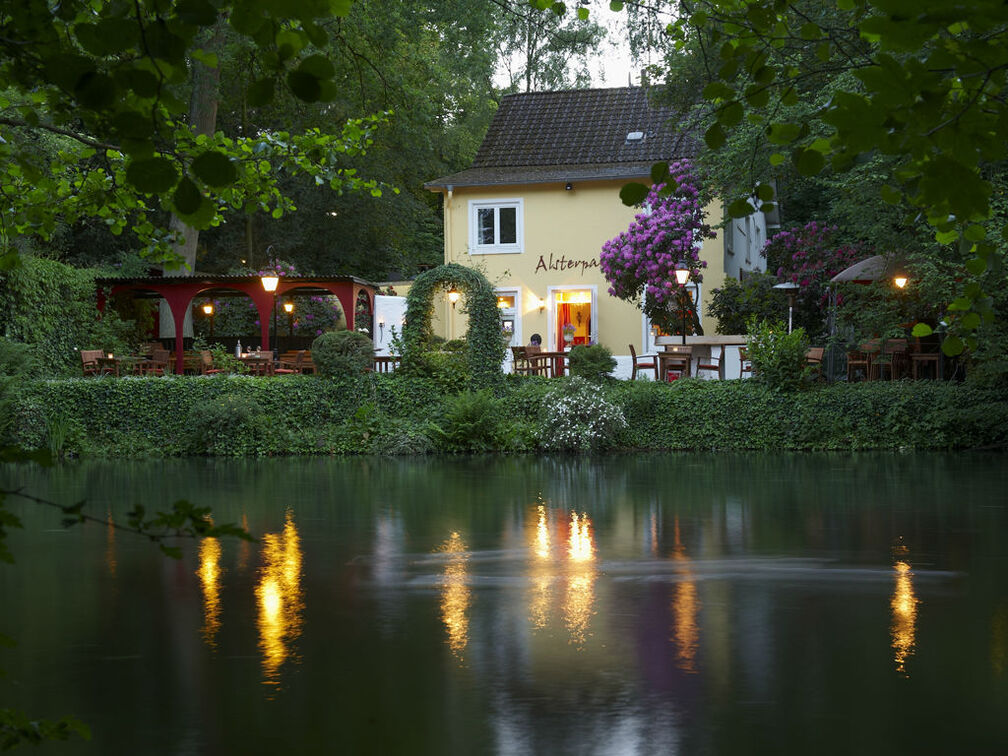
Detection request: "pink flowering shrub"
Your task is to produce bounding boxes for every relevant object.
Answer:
[764,222,865,306]
[600,160,714,332]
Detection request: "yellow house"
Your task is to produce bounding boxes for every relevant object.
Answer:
[425,87,769,377]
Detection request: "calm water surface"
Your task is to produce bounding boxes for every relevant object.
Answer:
[1,453,1006,755]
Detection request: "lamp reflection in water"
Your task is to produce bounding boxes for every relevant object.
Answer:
[671,516,700,672]
[198,535,223,647]
[563,511,596,648]
[256,509,304,690]
[891,556,919,677]
[528,503,552,630]
[439,531,470,660]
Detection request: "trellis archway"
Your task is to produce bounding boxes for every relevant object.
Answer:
[401,263,505,386]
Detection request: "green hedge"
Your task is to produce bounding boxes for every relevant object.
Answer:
[6,374,1007,457]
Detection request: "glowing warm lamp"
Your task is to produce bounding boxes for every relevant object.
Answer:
[283,301,294,314]
[261,274,279,292]
[674,263,690,286]
[538,297,546,312]
[447,287,460,308]
[894,274,908,289]
[202,303,214,316]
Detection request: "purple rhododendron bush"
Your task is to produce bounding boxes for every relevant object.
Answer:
[600,160,715,332]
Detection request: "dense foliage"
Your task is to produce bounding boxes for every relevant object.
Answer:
[5,373,1006,456]
[600,160,715,333]
[606,0,1008,356]
[708,272,784,335]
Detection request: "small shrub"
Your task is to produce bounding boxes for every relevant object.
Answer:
[745,317,813,391]
[567,344,616,382]
[434,388,508,452]
[185,393,287,456]
[312,330,373,377]
[539,376,627,452]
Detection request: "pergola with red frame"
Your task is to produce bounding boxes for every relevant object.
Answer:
[95,275,376,375]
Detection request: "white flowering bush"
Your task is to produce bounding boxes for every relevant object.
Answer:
[538,376,627,452]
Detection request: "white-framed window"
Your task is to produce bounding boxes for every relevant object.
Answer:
[495,288,522,348]
[469,198,523,254]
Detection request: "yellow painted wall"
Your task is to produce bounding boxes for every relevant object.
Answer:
[432,180,729,355]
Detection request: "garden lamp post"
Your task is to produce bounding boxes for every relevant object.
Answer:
[202,302,214,338]
[773,281,799,333]
[674,263,690,345]
[261,272,279,351]
[893,271,908,289]
[447,286,460,309]
[283,300,294,338]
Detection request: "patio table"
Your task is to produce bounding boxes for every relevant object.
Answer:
[239,354,276,376]
[96,355,147,377]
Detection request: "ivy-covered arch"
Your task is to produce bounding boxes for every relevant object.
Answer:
[401,263,505,386]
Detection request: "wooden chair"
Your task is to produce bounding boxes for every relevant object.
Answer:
[80,349,103,377]
[696,346,723,379]
[842,340,874,381]
[199,350,225,375]
[275,350,306,375]
[869,340,907,381]
[659,345,692,381]
[142,348,170,376]
[910,338,941,379]
[805,347,824,381]
[511,346,549,376]
[628,343,659,380]
[371,355,401,374]
[738,346,753,376]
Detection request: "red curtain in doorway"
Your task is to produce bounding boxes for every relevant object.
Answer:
[557,303,572,350]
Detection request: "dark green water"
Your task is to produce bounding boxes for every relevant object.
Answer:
[1,454,1006,755]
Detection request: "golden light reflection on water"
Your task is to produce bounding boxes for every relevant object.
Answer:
[563,512,596,648]
[671,517,700,672]
[528,505,552,630]
[256,510,303,690]
[438,531,471,660]
[198,537,222,647]
[891,559,919,677]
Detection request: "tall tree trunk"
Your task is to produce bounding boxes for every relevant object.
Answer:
[161,18,224,339]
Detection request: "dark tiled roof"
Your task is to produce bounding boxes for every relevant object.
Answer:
[427,86,696,189]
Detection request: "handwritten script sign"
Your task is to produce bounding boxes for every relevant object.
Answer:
[534,253,600,276]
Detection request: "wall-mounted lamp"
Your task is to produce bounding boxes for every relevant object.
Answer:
[565,182,573,191]
[447,287,460,309]
[378,318,385,341]
[538,297,546,313]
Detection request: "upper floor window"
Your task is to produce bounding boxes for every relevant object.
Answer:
[469,199,523,254]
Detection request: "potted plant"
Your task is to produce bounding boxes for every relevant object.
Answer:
[562,322,576,345]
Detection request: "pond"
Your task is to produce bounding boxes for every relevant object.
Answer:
[1,453,1006,754]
